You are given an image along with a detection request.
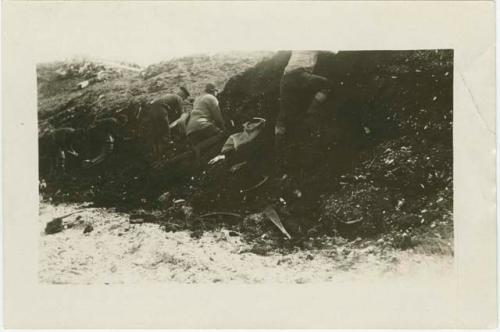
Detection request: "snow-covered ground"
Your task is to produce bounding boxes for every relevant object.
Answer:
[39,202,453,284]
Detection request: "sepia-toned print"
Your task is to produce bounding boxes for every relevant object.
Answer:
[38,49,453,284]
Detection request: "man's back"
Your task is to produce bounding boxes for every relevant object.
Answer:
[140,95,182,137]
[186,93,224,135]
[152,94,184,120]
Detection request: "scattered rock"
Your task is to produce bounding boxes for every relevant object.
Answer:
[45,218,64,235]
[247,243,272,256]
[277,257,292,265]
[129,212,158,224]
[190,229,203,239]
[77,80,90,89]
[157,192,172,209]
[83,225,94,234]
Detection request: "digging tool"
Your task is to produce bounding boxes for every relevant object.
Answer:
[341,217,363,225]
[230,161,247,173]
[263,205,292,239]
[241,175,269,193]
[50,209,86,222]
[199,212,242,219]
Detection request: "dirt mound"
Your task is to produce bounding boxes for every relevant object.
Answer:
[221,50,452,147]
[195,49,453,240]
[38,52,275,207]
[37,52,274,132]
[39,50,453,242]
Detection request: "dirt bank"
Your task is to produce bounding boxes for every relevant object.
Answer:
[38,50,453,242]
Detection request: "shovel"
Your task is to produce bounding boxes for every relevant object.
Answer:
[263,205,292,240]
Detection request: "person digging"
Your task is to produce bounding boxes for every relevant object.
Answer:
[275,50,334,177]
[139,86,191,160]
[185,83,227,166]
[42,127,84,175]
[272,50,334,234]
[83,115,128,168]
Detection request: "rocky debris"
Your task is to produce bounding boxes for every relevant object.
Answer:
[157,191,173,210]
[190,229,204,239]
[45,218,64,235]
[321,136,452,238]
[77,80,90,89]
[44,210,85,234]
[129,211,159,224]
[83,224,94,234]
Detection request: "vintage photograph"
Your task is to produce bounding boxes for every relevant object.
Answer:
[37,49,453,284]
[5,0,497,328]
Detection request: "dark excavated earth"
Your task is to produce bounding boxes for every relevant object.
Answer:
[38,50,453,253]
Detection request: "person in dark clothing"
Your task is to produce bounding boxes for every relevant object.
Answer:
[91,117,122,138]
[42,127,82,174]
[272,51,335,232]
[140,87,190,159]
[83,115,128,168]
[151,86,190,121]
[275,51,333,177]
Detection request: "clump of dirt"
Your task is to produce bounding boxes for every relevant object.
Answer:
[45,218,64,235]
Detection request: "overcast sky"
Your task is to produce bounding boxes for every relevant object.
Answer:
[19,2,315,66]
[7,1,487,68]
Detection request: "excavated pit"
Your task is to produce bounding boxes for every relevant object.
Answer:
[39,50,453,241]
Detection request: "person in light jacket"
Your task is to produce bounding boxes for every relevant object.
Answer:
[185,83,226,145]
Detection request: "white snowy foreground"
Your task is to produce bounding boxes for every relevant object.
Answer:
[39,202,453,284]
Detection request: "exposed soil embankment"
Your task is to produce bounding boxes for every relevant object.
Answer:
[209,50,452,240]
[39,50,453,245]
